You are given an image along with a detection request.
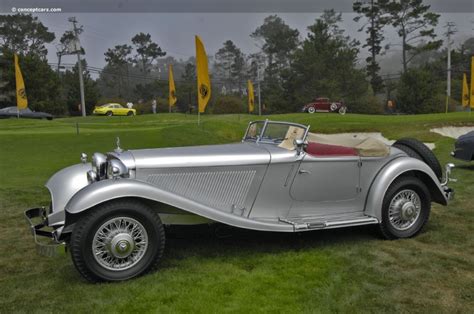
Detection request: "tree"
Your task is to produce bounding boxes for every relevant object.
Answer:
[384,0,442,73]
[247,52,265,81]
[104,44,132,97]
[251,15,299,81]
[214,40,246,93]
[0,14,55,58]
[396,65,444,113]
[0,50,63,113]
[289,10,369,113]
[353,0,390,94]
[131,33,166,75]
[251,15,300,112]
[56,30,85,75]
[62,59,100,114]
[180,61,196,110]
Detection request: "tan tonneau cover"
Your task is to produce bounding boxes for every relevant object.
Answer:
[306,133,389,157]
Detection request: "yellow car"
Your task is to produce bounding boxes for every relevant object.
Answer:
[93,103,136,116]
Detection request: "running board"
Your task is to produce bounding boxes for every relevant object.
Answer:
[279,216,379,231]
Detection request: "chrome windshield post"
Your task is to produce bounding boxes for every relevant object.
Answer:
[257,119,269,144]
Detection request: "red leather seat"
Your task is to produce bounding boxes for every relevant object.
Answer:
[305,142,358,157]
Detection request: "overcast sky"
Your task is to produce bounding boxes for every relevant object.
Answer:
[39,12,472,72]
[10,0,466,74]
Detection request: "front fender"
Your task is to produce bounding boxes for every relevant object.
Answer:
[46,163,90,227]
[364,157,447,221]
[65,179,293,232]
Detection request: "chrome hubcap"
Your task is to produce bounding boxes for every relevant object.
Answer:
[388,189,421,231]
[92,217,148,271]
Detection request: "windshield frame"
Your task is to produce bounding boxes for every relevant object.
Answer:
[242,120,310,145]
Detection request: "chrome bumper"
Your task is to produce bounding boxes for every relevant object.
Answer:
[443,186,455,201]
[24,207,66,257]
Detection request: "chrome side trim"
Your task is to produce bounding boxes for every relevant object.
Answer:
[278,216,379,231]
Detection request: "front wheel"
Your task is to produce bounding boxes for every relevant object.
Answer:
[379,176,431,239]
[338,107,347,115]
[106,111,113,116]
[70,200,165,282]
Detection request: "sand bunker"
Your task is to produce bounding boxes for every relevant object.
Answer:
[313,132,435,150]
[430,126,474,139]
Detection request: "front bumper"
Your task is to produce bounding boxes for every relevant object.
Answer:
[443,186,455,201]
[24,207,66,257]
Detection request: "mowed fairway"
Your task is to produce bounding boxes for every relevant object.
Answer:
[0,113,473,313]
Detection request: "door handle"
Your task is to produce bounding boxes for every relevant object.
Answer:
[298,169,310,174]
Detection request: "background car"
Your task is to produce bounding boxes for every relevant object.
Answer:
[93,103,136,116]
[451,130,474,161]
[302,97,347,115]
[0,106,53,120]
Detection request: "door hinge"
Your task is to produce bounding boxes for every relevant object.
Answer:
[357,160,362,167]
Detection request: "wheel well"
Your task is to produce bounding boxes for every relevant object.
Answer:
[63,197,181,234]
[397,171,447,205]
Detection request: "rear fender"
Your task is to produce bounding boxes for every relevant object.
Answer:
[364,157,447,221]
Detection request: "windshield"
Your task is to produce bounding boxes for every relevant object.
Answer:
[244,121,307,145]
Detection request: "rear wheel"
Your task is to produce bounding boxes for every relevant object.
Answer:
[393,138,442,180]
[70,200,165,282]
[127,111,134,116]
[379,176,431,239]
[338,107,347,115]
[307,107,316,114]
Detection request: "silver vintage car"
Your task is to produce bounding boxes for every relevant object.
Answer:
[25,120,454,282]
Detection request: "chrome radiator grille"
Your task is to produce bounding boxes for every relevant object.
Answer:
[147,170,256,210]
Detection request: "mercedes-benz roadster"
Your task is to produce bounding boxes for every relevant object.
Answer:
[25,120,454,282]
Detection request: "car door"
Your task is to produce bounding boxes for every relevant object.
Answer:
[289,154,362,217]
[320,99,331,111]
[118,105,128,115]
[112,104,123,115]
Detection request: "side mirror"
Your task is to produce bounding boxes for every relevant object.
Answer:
[294,139,307,155]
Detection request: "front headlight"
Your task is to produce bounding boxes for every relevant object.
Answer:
[92,153,107,179]
[107,159,129,179]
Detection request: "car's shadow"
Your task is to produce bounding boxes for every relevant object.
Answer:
[162,224,378,262]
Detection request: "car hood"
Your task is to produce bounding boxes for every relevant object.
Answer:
[128,142,271,168]
[457,131,474,143]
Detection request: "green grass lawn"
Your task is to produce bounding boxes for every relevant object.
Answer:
[0,112,473,313]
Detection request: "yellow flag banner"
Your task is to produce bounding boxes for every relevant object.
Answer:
[462,73,469,108]
[195,35,211,113]
[14,54,28,109]
[169,64,177,107]
[247,80,255,113]
[470,56,474,109]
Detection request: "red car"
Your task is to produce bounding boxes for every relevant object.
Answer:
[302,97,347,115]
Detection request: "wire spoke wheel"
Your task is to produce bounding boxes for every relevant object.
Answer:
[92,217,148,271]
[388,189,421,231]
